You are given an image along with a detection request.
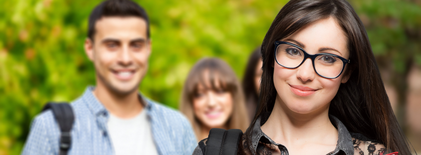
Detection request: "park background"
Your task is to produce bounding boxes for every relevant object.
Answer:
[1,0,421,154]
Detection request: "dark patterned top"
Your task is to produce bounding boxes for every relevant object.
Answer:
[193,116,387,155]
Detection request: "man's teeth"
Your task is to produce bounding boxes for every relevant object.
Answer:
[117,71,132,77]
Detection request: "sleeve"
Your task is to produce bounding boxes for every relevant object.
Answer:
[192,146,204,155]
[181,116,198,155]
[191,138,208,155]
[21,114,54,155]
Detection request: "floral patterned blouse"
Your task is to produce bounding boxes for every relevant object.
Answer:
[193,116,389,155]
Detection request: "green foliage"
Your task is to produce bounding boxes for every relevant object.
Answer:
[353,0,421,72]
[1,0,420,154]
[0,0,287,154]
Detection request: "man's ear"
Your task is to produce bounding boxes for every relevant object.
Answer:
[341,66,352,83]
[84,38,94,61]
[146,39,152,55]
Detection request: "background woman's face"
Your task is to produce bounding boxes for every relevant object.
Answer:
[273,17,350,114]
[193,72,234,129]
[254,59,263,95]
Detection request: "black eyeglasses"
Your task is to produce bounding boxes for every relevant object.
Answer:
[274,41,350,79]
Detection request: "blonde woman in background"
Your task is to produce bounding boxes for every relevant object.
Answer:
[180,58,249,141]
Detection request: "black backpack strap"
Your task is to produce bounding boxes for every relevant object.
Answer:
[204,128,243,155]
[42,102,74,155]
[205,128,226,155]
[222,129,243,155]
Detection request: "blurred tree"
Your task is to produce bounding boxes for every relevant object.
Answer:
[0,0,287,154]
[352,0,421,134]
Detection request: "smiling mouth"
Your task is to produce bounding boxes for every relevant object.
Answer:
[205,111,222,119]
[289,84,318,97]
[112,70,135,81]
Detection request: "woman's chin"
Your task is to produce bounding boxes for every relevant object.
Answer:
[287,104,316,115]
[203,121,226,129]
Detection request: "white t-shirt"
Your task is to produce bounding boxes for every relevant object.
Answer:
[107,110,158,155]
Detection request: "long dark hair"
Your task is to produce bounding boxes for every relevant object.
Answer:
[244,0,413,154]
[242,47,261,121]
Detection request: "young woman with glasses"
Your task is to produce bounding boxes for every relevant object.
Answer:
[193,0,414,154]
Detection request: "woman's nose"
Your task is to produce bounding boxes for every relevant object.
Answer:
[296,58,316,83]
[206,92,217,107]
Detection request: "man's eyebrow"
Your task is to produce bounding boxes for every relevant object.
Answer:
[284,39,305,48]
[130,38,147,43]
[101,38,120,43]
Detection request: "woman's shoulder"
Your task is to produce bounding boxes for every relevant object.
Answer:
[351,133,387,155]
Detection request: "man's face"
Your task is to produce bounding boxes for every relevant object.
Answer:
[85,16,151,95]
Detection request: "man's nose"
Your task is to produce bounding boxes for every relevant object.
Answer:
[118,46,133,65]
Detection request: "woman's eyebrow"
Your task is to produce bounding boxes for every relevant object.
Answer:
[284,39,305,48]
[319,47,342,56]
[285,39,344,56]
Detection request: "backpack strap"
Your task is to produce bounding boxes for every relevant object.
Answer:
[204,128,243,155]
[222,129,243,155]
[205,128,226,155]
[42,102,74,155]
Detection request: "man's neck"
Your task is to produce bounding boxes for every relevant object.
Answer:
[93,84,143,119]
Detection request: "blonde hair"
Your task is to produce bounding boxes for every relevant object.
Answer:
[179,58,249,141]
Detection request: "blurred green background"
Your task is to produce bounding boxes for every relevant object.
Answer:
[1,0,421,154]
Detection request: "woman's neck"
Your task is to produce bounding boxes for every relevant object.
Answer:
[261,98,338,152]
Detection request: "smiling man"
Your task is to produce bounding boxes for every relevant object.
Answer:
[22,0,196,154]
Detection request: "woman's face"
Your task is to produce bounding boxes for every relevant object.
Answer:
[193,72,234,129]
[254,59,263,96]
[273,17,350,114]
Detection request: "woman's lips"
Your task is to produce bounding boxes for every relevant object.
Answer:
[289,84,318,97]
[205,111,222,119]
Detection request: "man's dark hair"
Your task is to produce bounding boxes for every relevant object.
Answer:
[88,0,150,41]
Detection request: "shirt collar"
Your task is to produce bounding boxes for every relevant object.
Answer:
[82,86,108,117]
[329,116,354,155]
[82,86,153,117]
[250,115,354,155]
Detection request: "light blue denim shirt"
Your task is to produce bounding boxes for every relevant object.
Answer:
[22,86,197,155]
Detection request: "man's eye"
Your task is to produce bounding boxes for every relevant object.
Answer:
[132,43,142,48]
[106,43,118,48]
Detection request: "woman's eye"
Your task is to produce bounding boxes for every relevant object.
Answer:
[215,89,227,94]
[194,92,204,98]
[285,48,301,56]
[320,55,337,63]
